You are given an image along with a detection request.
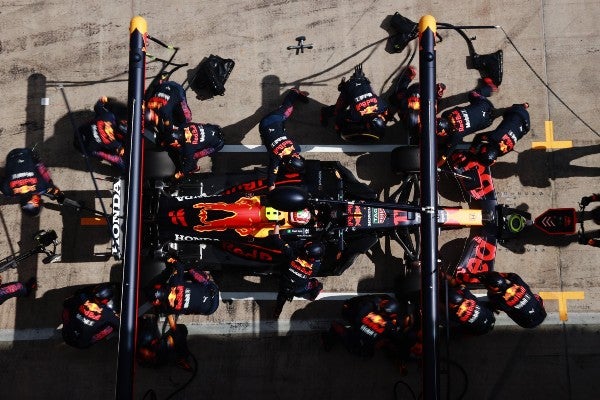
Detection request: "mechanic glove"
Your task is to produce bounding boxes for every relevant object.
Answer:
[46,187,65,204]
[174,171,185,180]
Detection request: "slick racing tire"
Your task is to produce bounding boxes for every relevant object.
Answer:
[144,149,175,179]
[391,145,420,174]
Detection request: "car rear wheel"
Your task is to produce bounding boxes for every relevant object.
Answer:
[391,145,420,174]
[144,149,175,179]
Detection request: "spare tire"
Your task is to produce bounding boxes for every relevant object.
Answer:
[144,149,175,179]
[391,145,420,174]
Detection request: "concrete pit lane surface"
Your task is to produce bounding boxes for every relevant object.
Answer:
[0,1,599,399]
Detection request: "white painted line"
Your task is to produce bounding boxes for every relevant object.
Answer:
[220,144,399,153]
[1,312,599,341]
[220,291,395,301]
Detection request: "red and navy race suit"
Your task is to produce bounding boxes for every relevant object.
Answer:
[149,258,220,316]
[394,80,444,139]
[167,123,225,179]
[61,286,120,349]
[146,81,193,140]
[439,90,495,143]
[331,295,410,358]
[76,99,127,171]
[578,194,600,247]
[273,235,322,300]
[0,280,32,305]
[137,317,190,368]
[447,286,495,335]
[477,272,546,329]
[259,90,303,187]
[334,75,388,134]
[0,148,57,198]
[470,104,530,161]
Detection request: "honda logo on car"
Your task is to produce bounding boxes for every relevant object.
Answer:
[111,179,124,259]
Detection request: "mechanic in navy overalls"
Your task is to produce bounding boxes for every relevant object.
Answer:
[0,147,65,217]
[436,78,499,146]
[145,80,193,143]
[321,64,389,142]
[446,285,495,335]
[476,271,546,328]
[272,224,323,316]
[0,276,37,306]
[165,122,225,180]
[136,314,193,371]
[578,194,600,247]
[146,256,220,316]
[75,97,127,172]
[61,283,120,349]
[469,103,530,166]
[389,65,446,141]
[259,88,308,191]
[322,294,416,359]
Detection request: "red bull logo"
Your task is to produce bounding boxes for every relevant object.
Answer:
[79,300,103,321]
[192,196,261,236]
[504,285,528,307]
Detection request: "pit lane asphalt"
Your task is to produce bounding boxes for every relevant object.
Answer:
[0,1,599,399]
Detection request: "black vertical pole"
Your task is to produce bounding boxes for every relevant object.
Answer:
[418,15,440,400]
[115,16,147,400]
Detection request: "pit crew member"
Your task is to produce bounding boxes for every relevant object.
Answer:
[0,147,65,217]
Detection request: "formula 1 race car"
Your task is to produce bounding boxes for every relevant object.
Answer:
[110,147,534,278]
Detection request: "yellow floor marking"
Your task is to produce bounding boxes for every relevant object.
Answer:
[531,120,573,149]
[539,291,585,321]
[531,121,573,150]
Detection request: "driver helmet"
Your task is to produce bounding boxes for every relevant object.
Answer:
[289,208,312,226]
[436,117,450,137]
[20,194,42,217]
[303,241,324,260]
[283,153,305,173]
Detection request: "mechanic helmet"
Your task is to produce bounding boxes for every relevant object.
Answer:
[407,110,420,130]
[447,287,465,308]
[478,272,509,293]
[93,283,115,303]
[367,115,386,138]
[289,209,312,226]
[283,153,305,173]
[20,194,42,217]
[378,296,401,317]
[303,241,324,260]
[478,144,499,166]
[436,117,450,137]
